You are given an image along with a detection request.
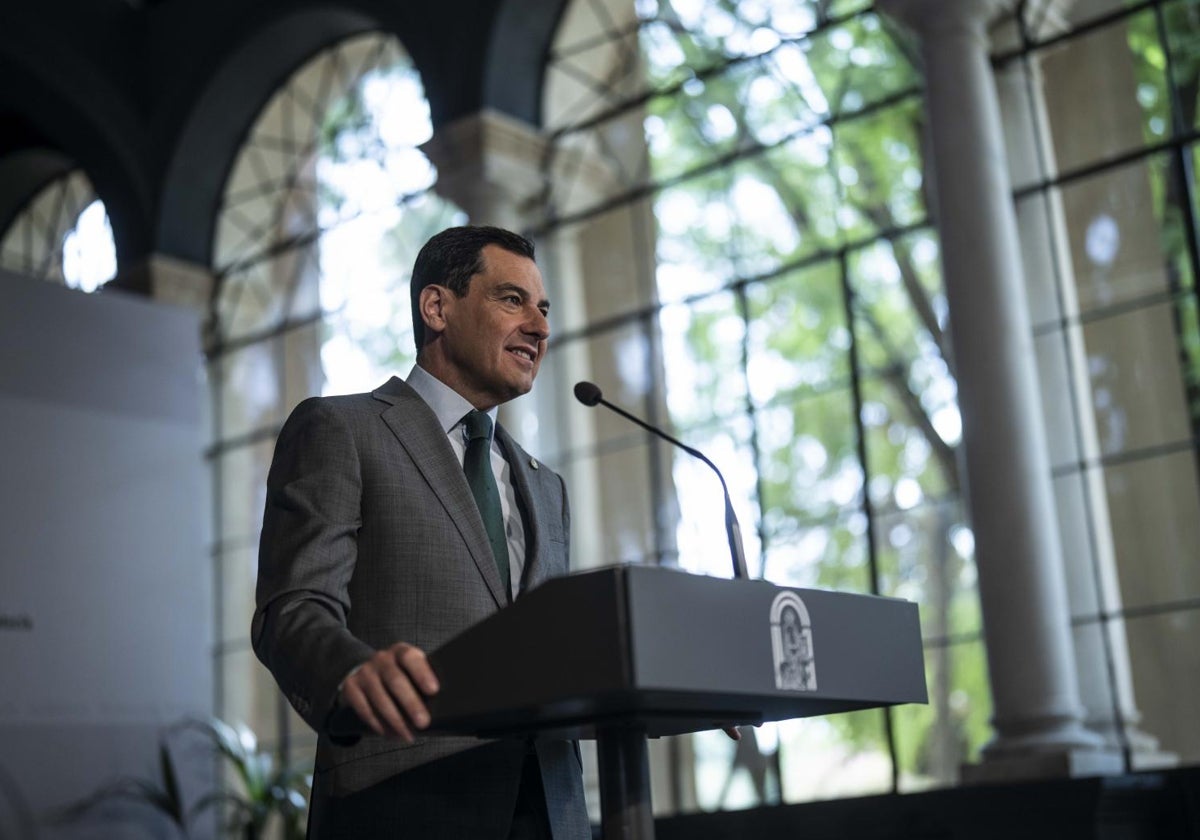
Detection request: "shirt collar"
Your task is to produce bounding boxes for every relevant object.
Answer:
[406,364,498,436]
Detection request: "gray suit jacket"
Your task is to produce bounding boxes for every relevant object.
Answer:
[253,376,587,836]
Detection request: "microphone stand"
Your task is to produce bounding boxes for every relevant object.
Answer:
[574,382,749,580]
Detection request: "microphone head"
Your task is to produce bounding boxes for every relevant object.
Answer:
[573,381,603,407]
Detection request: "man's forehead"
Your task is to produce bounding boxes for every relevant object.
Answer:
[477,248,547,298]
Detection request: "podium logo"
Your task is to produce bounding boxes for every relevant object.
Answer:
[770,591,816,692]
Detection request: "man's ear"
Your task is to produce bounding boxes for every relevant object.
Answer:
[419,284,451,336]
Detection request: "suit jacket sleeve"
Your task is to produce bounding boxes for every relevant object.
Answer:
[252,397,375,731]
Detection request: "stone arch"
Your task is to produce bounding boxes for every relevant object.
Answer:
[482,0,571,126]
[156,6,382,266]
[0,41,152,266]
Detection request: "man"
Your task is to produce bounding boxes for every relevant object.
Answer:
[252,226,589,839]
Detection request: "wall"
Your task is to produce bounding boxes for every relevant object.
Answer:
[0,273,211,839]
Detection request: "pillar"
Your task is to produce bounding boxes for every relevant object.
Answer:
[993,37,1174,769]
[877,0,1115,781]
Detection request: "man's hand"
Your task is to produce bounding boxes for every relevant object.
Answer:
[339,642,440,742]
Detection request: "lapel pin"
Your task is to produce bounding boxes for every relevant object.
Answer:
[529,458,539,470]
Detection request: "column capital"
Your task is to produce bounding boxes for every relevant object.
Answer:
[421,109,550,229]
[115,253,213,316]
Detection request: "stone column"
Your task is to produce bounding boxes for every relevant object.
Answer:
[877,0,1114,781]
[421,109,549,231]
[994,39,1173,769]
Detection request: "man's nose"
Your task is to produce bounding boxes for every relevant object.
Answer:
[524,307,550,340]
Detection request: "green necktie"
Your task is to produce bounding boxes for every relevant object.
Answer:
[462,410,511,600]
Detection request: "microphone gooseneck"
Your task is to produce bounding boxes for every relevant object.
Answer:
[573,380,749,579]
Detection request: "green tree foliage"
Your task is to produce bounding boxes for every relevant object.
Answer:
[1127,0,1200,425]
[315,54,465,379]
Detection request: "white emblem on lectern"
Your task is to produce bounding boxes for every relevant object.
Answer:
[770,591,817,691]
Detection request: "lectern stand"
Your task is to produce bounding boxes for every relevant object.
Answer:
[335,565,928,839]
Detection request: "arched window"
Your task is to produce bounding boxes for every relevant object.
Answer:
[0,170,116,291]
[207,30,461,765]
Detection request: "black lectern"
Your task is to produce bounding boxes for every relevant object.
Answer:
[422,565,927,840]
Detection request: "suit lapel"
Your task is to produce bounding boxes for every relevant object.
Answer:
[373,378,507,609]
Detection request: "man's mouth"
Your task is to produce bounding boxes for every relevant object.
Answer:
[508,347,537,364]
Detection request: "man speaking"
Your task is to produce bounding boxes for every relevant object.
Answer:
[253,226,590,839]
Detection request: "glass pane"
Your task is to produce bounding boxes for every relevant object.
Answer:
[756,388,862,526]
[746,261,850,406]
[673,413,761,578]
[319,193,460,398]
[751,128,841,259]
[1106,449,1200,610]
[849,231,946,376]
[761,514,870,594]
[661,291,747,427]
[1039,10,1169,173]
[217,545,258,646]
[216,439,274,549]
[216,244,321,343]
[213,341,285,442]
[572,319,665,448]
[874,501,981,641]
[654,169,744,301]
[544,0,641,132]
[740,45,828,146]
[0,173,115,289]
[1122,609,1200,763]
[1058,153,1187,315]
[692,725,782,812]
[1165,0,1200,133]
[568,441,662,566]
[777,709,892,803]
[897,638,991,790]
[1082,303,1194,456]
[1179,287,1200,424]
[807,13,919,117]
[832,95,928,242]
[564,202,660,324]
[859,371,957,509]
[726,158,811,279]
[218,646,280,743]
[211,322,324,443]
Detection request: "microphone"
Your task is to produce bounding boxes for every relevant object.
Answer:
[573,381,749,579]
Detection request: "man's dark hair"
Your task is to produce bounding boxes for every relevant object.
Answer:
[410,225,536,353]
